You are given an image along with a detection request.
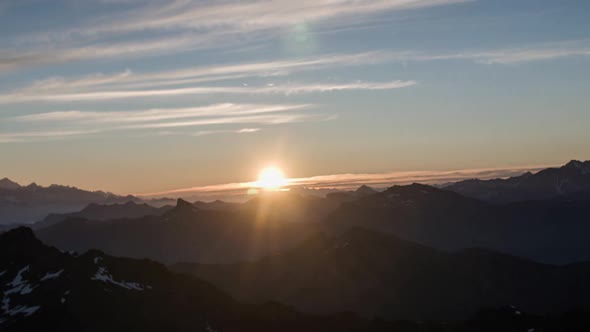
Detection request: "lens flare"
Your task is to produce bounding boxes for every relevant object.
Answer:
[256,167,286,190]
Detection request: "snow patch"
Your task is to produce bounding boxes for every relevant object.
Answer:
[7,266,29,287]
[41,269,64,281]
[4,265,36,296]
[4,305,40,317]
[91,267,149,291]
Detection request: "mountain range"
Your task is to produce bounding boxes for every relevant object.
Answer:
[0,179,137,225]
[0,227,402,331]
[34,168,590,264]
[445,160,590,203]
[4,160,590,329]
[36,196,323,263]
[3,227,590,331]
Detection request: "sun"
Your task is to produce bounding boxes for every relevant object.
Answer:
[256,166,287,190]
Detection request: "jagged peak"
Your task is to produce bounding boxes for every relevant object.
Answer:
[170,198,200,214]
[176,198,193,207]
[0,177,21,189]
[355,185,377,194]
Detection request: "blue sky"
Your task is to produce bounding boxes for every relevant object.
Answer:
[1,0,589,196]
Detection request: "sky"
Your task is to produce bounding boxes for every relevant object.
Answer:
[1,0,589,197]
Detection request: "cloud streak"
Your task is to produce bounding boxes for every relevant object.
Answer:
[2,0,470,73]
[1,103,325,142]
[0,80,416,104]
[139,164,554,199]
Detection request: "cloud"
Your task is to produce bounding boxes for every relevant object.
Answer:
[0,103,324,142]
[6,38,590,97]
[0,130,101,143]
[138,164,554,199]
[192,128,261,137]
[2,0,470,73]
[13,103,310,123]
[414,41,590,64]
[0,32,244,73]
[6,51,398,94]
[0,80,416,104]
[36,0,471,41]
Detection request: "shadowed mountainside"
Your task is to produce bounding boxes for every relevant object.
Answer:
[172,227,590,321]
[0,227,411,332]
[36,196,324,263]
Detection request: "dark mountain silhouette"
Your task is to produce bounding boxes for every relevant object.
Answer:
[172,227,590,321]
[322,183,590,263]
[36,198,322,263]
[2,227,424,332]
[0,179,147,225]
[445,160,590,203]
[32,201,174,230]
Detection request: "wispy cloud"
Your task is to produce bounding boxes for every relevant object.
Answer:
[0,80,416,104]
[2,0,470,73]
[29,0,470,42]
[13,103,310,123]
[0,130,101,143]
[1,103,323,142]
[11,52,387,93]
[6,38,590,98]
[415,41,590,64]
[192,128,261,137]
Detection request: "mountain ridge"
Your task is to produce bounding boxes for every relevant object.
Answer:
[445,160,590,203]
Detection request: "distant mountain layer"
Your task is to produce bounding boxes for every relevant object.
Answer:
[36,195,327,264]
[322,183,590,264]
[444,160,590,203]
[0,178,139,224]
[0,178,174,225]
[33,201,174,230]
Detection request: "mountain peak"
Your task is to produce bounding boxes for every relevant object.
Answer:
[176,198,193,207]
[0,177,21,189]
[26,182,41,189]
[562,160,590,176]
[565,159,583,167]
[170,198,200,215]
[355,185,377,196]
